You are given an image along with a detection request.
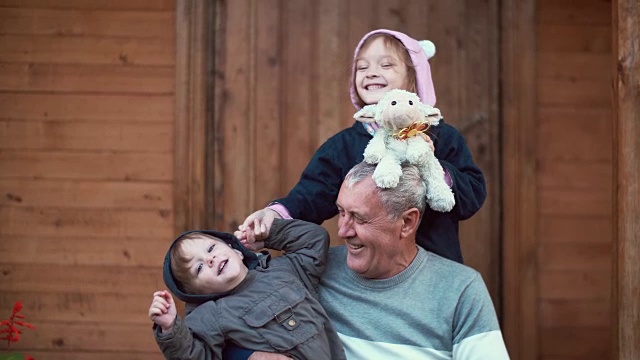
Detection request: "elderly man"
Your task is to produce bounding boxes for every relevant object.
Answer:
[228,162,509,359]
[319,161,508,359]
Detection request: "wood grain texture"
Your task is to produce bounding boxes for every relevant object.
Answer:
[0,121,172,151]
[540,269,611,300]
[540,328,610,357]
[213,0,253,232]
[0,179,171,209]
[173,0,209,232]
[0,93,173,122]
[537,0,612,25]
[613,0,640,358]
[253,0,283,208]
[0,207,173,237]
[0,7,174,39]
[0,291,162,323]
[0,35,173,66]
[0,0,174,10]
[0,235,167,266]
[0,1,176,358]
[535,1,614,357]
[0,63,174,94]
[539,216,612,244]
[540,299,611,328]
[501,0,538,358]
[0,151,172,181]
[281,0,314,192]
[4,322,159,352]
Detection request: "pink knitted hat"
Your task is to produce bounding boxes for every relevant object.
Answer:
[350,29,437,109]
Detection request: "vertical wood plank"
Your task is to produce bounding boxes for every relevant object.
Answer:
[213,0,252,231]
[282,0,314,191]
[425,1,461,122]
[613,0,640,358]
[457,0,501,315]
[253,0,282,208]
[174,0,209,232]
[317,0,347,144]
[317,0,349,245]
[502,0,538,358]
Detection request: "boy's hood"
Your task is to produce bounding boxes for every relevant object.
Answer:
[350,29,437,109]
[163,229,261,304]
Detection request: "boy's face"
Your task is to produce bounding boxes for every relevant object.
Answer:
[355,37,411,106]
[180,236,248,294]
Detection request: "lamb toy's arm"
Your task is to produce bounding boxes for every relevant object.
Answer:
[363,130,387,164]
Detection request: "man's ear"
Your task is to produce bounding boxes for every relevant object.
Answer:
[400,208,421,239]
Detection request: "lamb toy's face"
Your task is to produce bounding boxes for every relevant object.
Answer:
[376,90,425,131]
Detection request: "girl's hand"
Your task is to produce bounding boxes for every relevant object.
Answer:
[234,208,280,246]
[149,290,177,333]
[419,133,435,152]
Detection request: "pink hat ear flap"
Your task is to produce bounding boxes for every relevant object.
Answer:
[419,40,436,59]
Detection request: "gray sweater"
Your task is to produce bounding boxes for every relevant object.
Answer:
[319,246,509,359]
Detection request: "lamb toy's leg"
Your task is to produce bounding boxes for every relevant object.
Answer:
[363,132,387,164]
[373,153,403,188]
[422,152,456,212]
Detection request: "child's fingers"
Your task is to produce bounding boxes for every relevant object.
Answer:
[234,229,246,240]
[162,291,175,305]
[151,294,170,310]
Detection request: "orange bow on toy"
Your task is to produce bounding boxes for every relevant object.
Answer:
[393,121,430,140]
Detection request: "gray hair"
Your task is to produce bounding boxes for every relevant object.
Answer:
[343,162,427,220]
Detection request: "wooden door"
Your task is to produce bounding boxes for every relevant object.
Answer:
[205,0,501,305]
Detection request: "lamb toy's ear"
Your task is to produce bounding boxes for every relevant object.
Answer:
[420,103,442,125]
[354,104,378,123]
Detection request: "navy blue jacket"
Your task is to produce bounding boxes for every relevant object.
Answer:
[274,120,486,264]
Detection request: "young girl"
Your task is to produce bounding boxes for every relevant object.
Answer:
[236,29,485,264]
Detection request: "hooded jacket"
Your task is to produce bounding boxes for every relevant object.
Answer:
[274,29,486,264]
[154,219,346,360]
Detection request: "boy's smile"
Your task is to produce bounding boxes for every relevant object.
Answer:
[181,237,248,294]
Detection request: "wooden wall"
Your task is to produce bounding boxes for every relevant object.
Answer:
[536,0,613,358]
[504,0,614,358]
[0,1,175,358]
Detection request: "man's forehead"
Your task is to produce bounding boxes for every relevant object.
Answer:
[339,177,379,207]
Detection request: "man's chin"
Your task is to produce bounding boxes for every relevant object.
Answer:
[346,256,367,274]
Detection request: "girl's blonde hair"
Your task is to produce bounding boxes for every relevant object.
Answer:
[353,33,417,109]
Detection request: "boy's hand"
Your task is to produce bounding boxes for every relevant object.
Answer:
[149,290,177,333]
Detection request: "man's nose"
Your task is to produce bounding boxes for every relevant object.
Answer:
[337,218,356,239]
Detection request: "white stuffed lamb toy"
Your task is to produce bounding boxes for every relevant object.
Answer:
[354,89,455,212]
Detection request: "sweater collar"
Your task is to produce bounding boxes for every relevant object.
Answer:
[346,246,428,289]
